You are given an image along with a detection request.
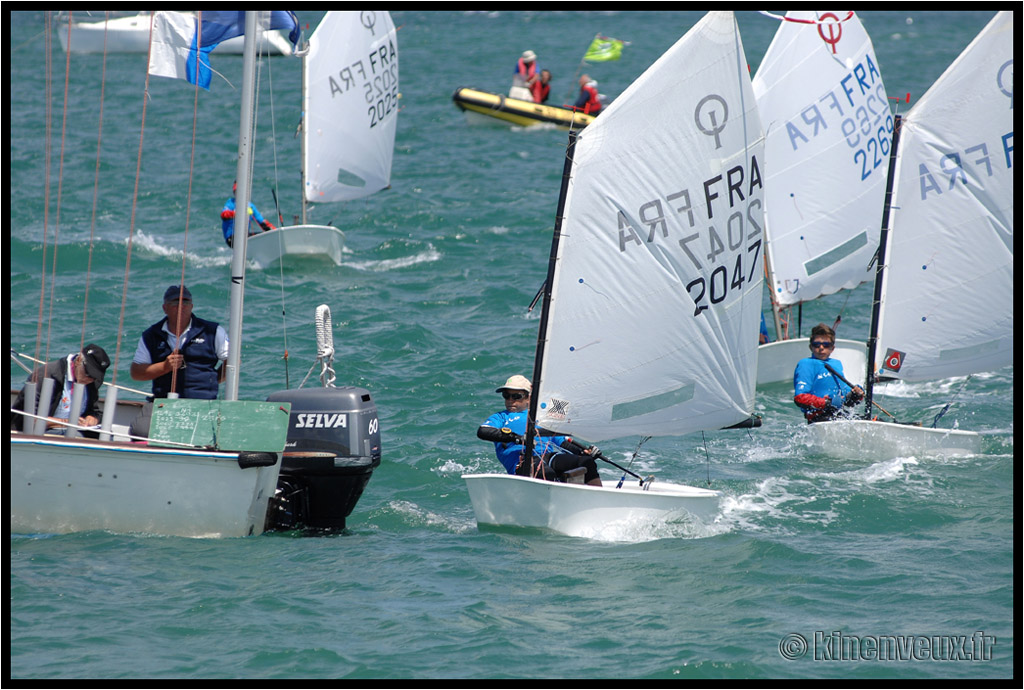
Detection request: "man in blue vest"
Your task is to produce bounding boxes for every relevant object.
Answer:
[128,285,229,436]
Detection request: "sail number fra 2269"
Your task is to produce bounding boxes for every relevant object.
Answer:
[617,156,764,317]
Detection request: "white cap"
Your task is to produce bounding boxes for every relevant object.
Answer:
[496,374,532,393]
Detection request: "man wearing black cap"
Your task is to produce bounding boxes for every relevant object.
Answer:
[11,344,111,432]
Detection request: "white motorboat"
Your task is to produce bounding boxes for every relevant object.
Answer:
[11,435,280,538]
[10,13,302,538]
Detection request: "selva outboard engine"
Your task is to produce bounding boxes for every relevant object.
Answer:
[263,387,381,532]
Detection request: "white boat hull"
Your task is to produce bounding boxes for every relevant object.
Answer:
[757,337,866,387]
[246,224,345,268]
[804,418,982,460]
[10,435,280,538]
[57,14,293,55]
[462,473,720,537]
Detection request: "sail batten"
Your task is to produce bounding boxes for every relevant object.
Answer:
[535,12,764,442]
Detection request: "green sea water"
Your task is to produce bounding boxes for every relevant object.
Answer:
[9,11,1014,680]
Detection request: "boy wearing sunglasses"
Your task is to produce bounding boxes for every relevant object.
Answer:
[477,374,602,485]
[793,324,864,423]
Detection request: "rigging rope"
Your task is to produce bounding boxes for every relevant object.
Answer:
[165,11,209,395]
[111,9,156,385]
[932,376,973,428]
[81,11,110,362]
[615,436,651,489]
[831,291,852,335]
[33,12,63,378]
[702,432,712,487]
[44,10,75,367]
[265,45,292,387]
[33,13,54,380]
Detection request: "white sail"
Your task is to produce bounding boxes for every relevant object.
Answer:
[876,11,1013,382]
[303,11,398,203]
[535,12,765,441]
[753,11,889,308]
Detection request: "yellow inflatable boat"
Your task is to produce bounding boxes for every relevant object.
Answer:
[452,87,595,130]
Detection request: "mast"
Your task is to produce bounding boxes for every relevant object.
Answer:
[521,130,579,474]
[763,247,787,341]
[224,11,259,401]
[863,114,903,417]
[299,35,309,225]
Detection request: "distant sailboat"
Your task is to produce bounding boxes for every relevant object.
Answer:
[463,12,765,538]
[806,11,1013,459]
[752,11,888,385]
[247,11,399,268]
[57,11,294,55]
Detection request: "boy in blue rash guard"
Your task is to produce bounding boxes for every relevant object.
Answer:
[794,323,864,423]
[477,374,602,485]
[220,181,275,246]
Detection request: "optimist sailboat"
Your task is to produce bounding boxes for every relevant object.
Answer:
[806,11,1013,460]
[752,11,889,386]
[247,11,399,268]
[463,12,765,538]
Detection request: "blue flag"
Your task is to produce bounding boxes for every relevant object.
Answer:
[149,11,301,90]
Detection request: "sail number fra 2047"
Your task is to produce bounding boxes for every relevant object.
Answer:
[617,156,764,317]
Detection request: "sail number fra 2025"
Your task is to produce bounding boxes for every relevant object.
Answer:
[364,41,399,128]
[326,39,398,129]
[617,156,764,317]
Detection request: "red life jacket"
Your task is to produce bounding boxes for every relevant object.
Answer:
[516,58,537,84]
[531,80,550,104]
[580,83,602,114]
